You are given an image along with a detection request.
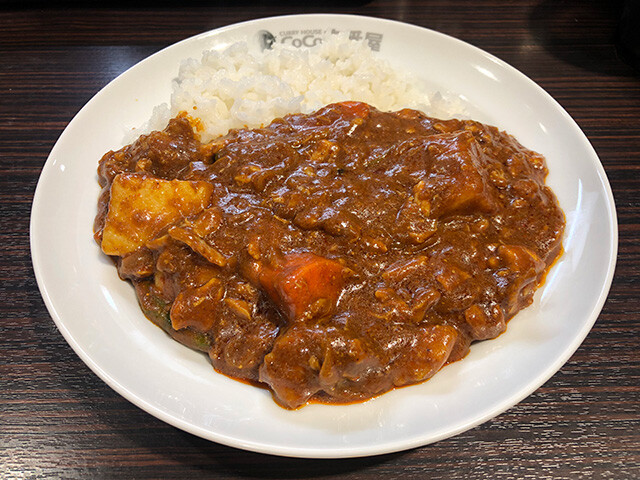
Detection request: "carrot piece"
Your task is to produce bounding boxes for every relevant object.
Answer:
[257,253,346,321]
[334,101,370,119]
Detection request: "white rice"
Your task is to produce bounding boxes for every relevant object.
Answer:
[128,35,463,143]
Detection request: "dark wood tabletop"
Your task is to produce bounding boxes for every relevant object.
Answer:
[2,1,639,478]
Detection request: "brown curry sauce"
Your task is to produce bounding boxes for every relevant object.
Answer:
[94,102,565,409]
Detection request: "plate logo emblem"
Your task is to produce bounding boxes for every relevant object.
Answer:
[258,29,384,51]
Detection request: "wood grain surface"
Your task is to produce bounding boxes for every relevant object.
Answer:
[1,1,639,478]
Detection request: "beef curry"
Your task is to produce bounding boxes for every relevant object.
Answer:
[94,102,565,409]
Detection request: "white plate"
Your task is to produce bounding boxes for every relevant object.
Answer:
[31,14,617,458]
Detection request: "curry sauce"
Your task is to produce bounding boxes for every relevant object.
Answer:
[94,102,565,409]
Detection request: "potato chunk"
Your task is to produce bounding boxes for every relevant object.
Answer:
[415,131,498,217]
[101,173,213,256]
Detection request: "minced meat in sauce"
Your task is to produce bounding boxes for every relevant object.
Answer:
[94,102,565,409]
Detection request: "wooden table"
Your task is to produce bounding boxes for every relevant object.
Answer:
[2,1,639,478]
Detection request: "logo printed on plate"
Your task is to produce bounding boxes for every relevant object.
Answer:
[258,29,384,51]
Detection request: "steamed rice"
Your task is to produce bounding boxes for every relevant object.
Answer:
[128,35,463,143]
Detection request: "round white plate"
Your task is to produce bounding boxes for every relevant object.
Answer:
[31,14,617,458]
